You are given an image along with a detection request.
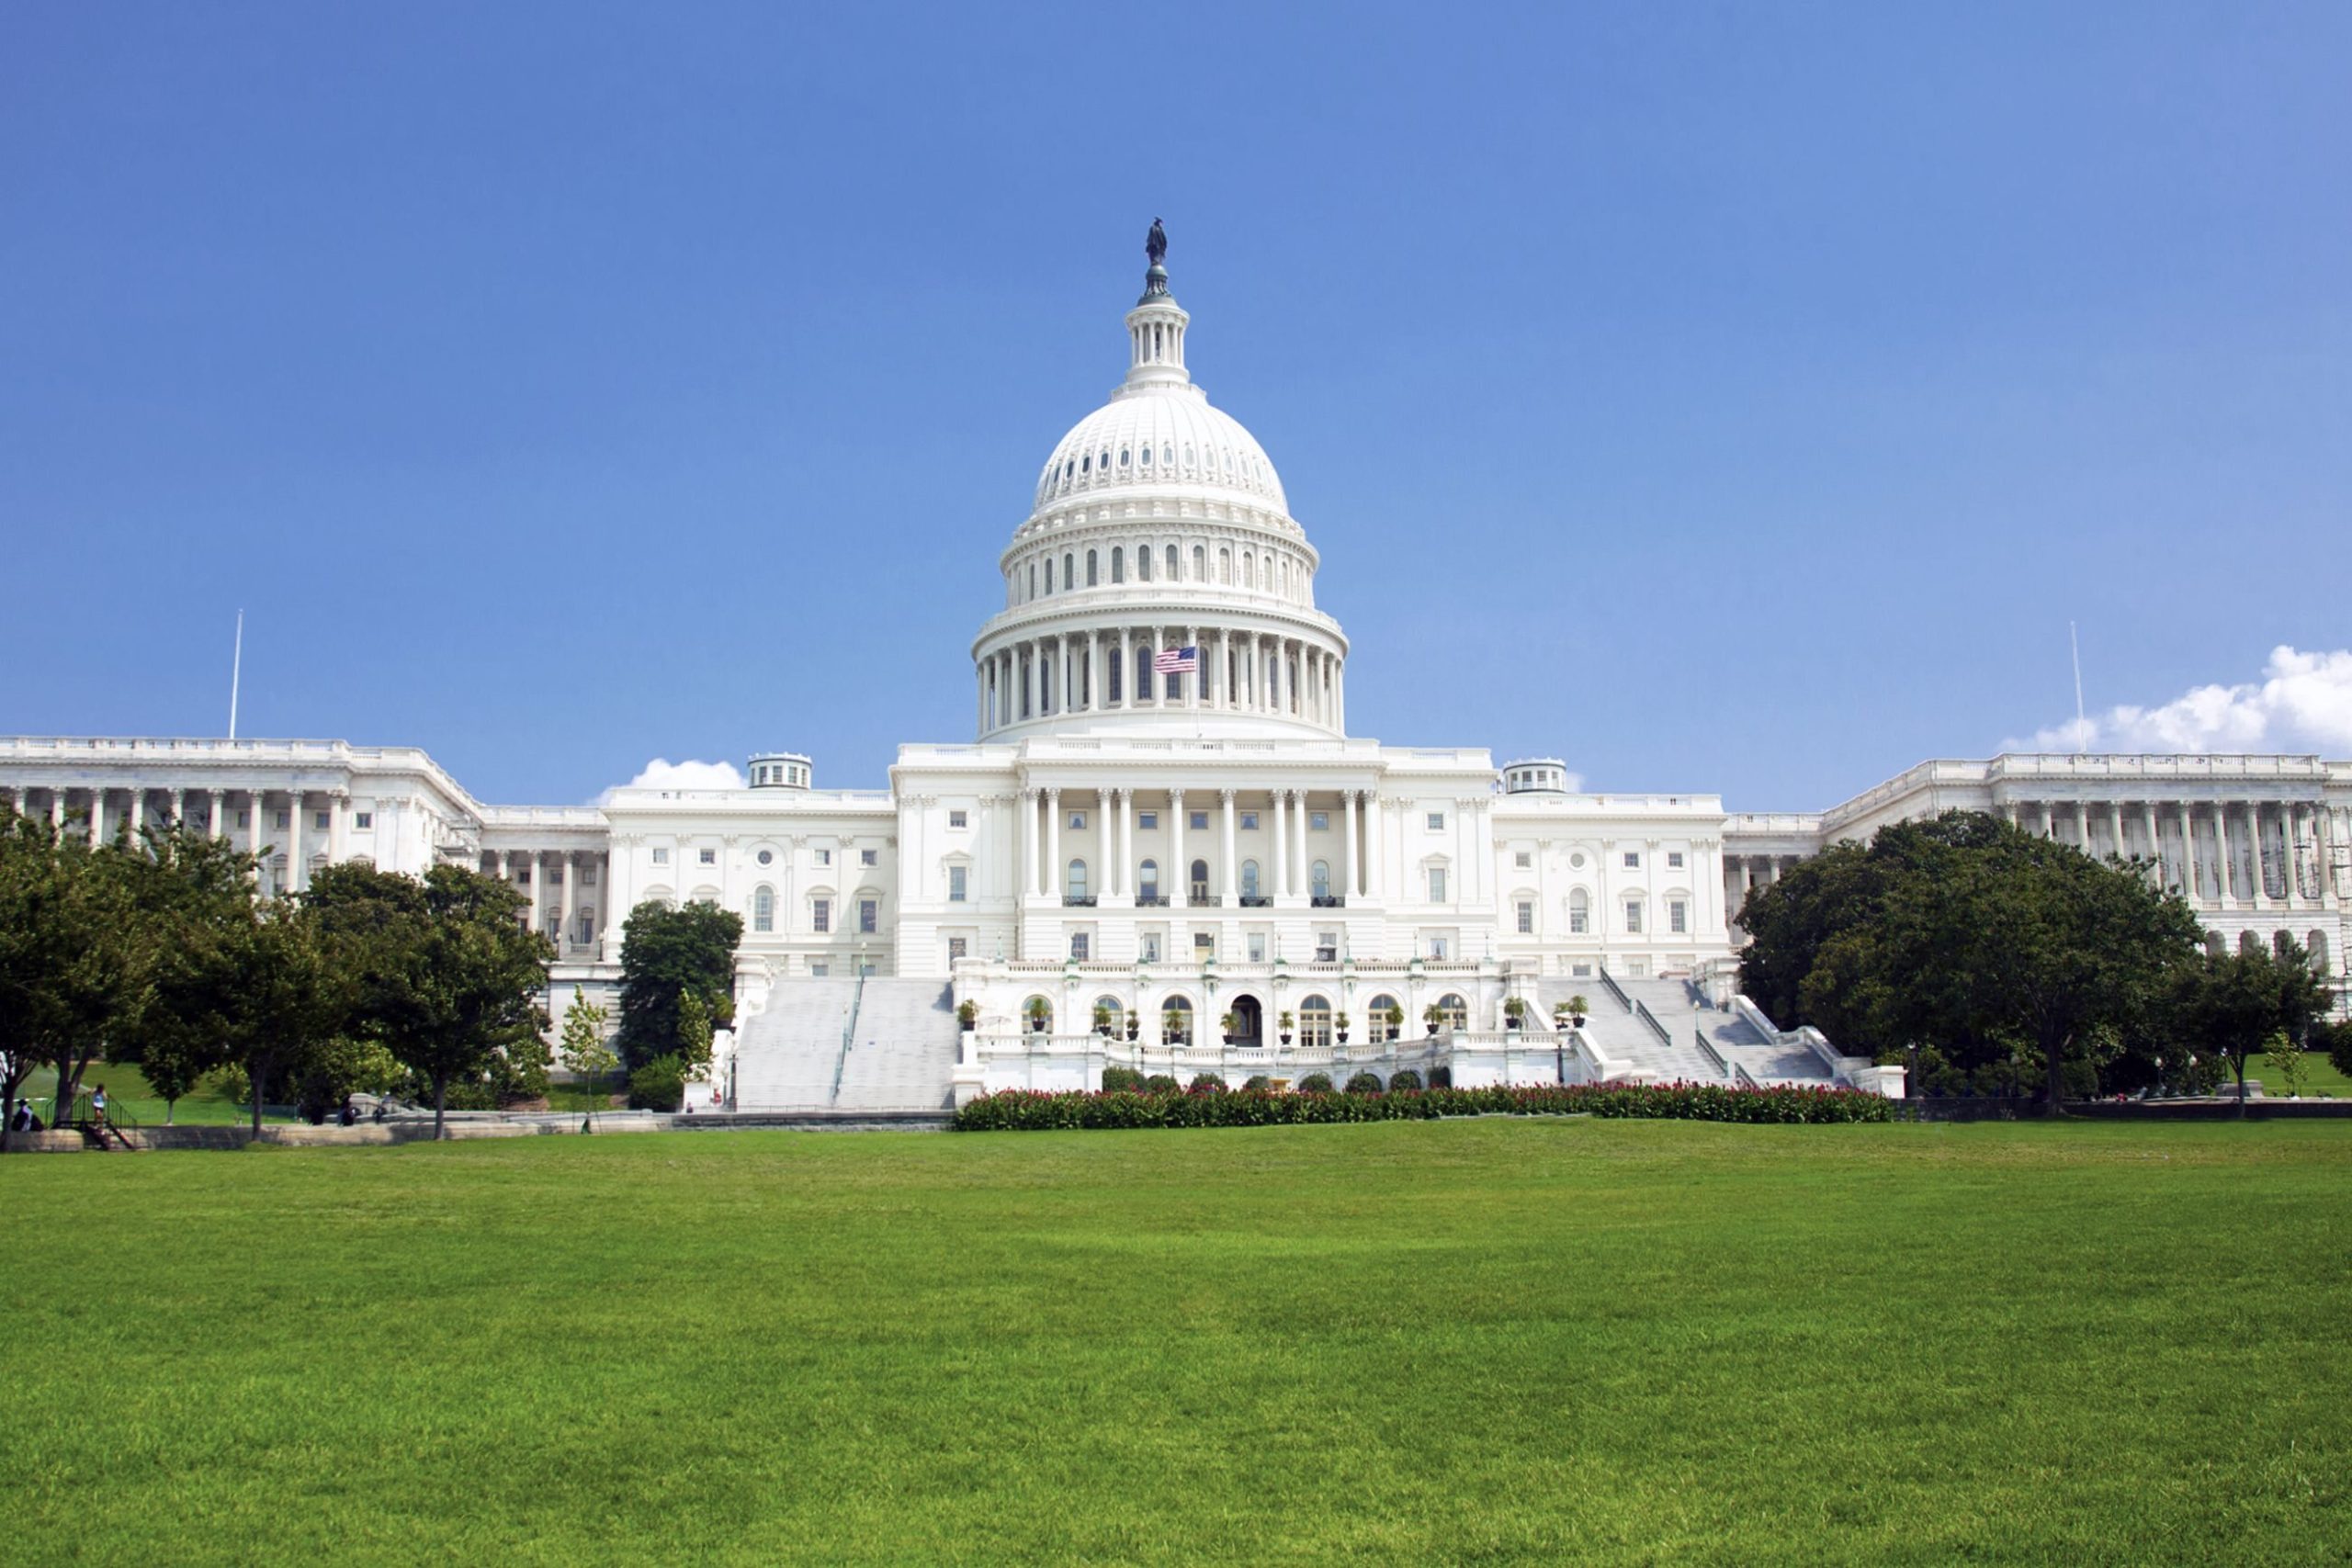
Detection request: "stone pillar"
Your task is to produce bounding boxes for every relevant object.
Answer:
[1116,628,1131,709]
[2108,803,2124,863]
[329,791,348,866]
[1221,789,1238,901]
[49,791,64,829]
[209,788,227,840]
[2214,806,2236,900]
[2142,803,2160,877]
[1099,788,1114,901]
[248,790,266,885]
[286,791,305,892]
[1366,793,1385,901]
[1272,789,1290,899]
[1295,789,1312,897]
[86,787,105,847]
[1046,789,1061,903]
[1088,631,1102,713]
[1170,788,1187,905]
[1118,787,1134,900]
[1016,787,1034,901]
[1343,788,1359,898]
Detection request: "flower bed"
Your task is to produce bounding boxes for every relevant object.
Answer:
[950,1081,1894,1132]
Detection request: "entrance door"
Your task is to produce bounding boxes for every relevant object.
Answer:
[1230,994,1263,1047]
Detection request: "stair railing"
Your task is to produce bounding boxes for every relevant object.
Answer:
[1597,968,1634,1013]
[830,972,867,1105]
[1693,1030,1730,1079]
[1632,999,1671,1045]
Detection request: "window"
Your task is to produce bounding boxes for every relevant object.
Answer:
[1428,936,1450,960]
[1435,993,1468,1029]
[1111,547,1125,582]
[699,848,717,865]
[1514,851,1532,869]
[1298,996,1332,1048]
[1517,900,1533,934]
[1141,933,1161,963]
[1193,931,1216,958]
[1309,811,1329,831]
[1239,811,1259,830]
[1138,811,1158,830]
[752,886,775,932]
[810,962,829,977]
[860,849,878,867]
[1190,860,1209,900]
[1160,994,1192,1043]
[1669,899,1688,934]
[1428,812,1445,830]
[1139,860,1160,900]
[1428,867,1447,902]
[1569,889,1589,934]
[582,866,596,886]
[1241,860,1261,899]
[1248,932,1266,962]
[859,899,877,934]
[515,867,532,886]
[276,810,290,829]
[1315,931,1337,962]
[1137,547,1151,581]
[1069,810,1087,829]
[948,865,967,902]
[757,849,774,866]
[1070,932,1090,960]
[1624,898,1644,933]
[1067,860,1088,901]
[1668,852,1685,869]
[577,911,594,945]
[1189,811,1208,831]
[1311,860,1331,899]
[947,937,967,962]
[1368,994,1401,1043]
[815,848,831,866]
[812,898,831,932]
[1623,851,1640,869]
[652,847,670,865]
[1165,544,1178,579]
[314,811,330,831]
[1063,552,1074,591]
[949,810,967,829]
[354,812,373,830]
[1086,550,1098,586]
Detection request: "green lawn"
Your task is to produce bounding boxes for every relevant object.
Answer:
[14,1062,283,1127]
[3,1120,2346,1564]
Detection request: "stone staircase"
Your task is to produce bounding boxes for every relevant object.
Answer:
[734,978,959,1111]
[1539,976,1838,1088]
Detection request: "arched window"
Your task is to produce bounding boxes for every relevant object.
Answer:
[1108,653,1123,704]
[2274,931,2294,960]
[752,885,775,932]
[1311,860,1331,901]
[1027,563,1035,600]
[1435,993,1468,1030]
[1367,994,1401,1043]
[1023,995,1054,1032]
[1111,547,1125,583]
[1093,996,1125,1037]
[1161,994,1193,1044]
[1086,549,1099,586]
[2239,931,2261,957]
[2310,930,2331,976]
[1044,558,1054,593]
[1192,544,1204,581]
[1190,859,1210,902]
[1240,860,1261,900]
[1242,549,1255,587]
[1067,859,1089,902]
[1063,552,1074,591]
[1136,646,1153,696]
[1298,994,1332,1048]
[1137,547,1152,581]
[1139,859,1159,900]
[2205,931,2226,959]
[1568,888,1590,935]
[1165,544,1179,580]
[1220,547,1232,582]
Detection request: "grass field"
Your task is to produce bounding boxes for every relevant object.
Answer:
[4,1120,2346,1564]
[14,1062,278,1127]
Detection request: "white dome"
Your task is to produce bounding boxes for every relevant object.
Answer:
[1033,387,1287,513]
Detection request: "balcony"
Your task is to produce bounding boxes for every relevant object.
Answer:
[1312,895,1347,908]
[1239,895,1272,908]
[1190,892,1220,907]
[1134,894,1170,908]
[1063,896,1096,908]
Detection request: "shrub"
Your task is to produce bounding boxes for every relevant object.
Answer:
[1143,1074,1180,1094]
[1295,1072,1334,1094]
[1387,1068,1424,1093]
[627,1055,685,1112]
[1345,1072,1384,1095]
[1101,1066,1145,1092]
[1188,1073,1227,1094]
[1428,1066,1453,1089]
[951,1081,1898,1132]
[1242,1075,1272,1091]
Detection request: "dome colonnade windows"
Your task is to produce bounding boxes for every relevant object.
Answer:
[1005,785,1396,906]
[976,624,1346,735]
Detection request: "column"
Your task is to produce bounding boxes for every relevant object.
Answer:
[2074,802,2090,852]
[329,791,348,866]
[1365,793,1385,900]
[1046,789,1062,902]
[1295,789,1310,897]
[286,791,305,892]
[1099,788,1114,901]
[1170,788,1187,905]
[1334,660,1346,733]
[49,791,63,829]
[1221,789,1238,901]
[1272,789,1290,898]
[2143,803,2160,878]
[2215,806,2236,900]
[129,789,145,840]
[209,788,227,840]
[247,791,266,883]
[2109,802,2124,863]
[1117,628,1132,709]
[1183,628,1199,709]
[1343,788,1359,898]
[1118,787,1134,900]
[2249,804,2271,908]
[1272,640,1287,716]
[1016,787,1034,901]
[1088,632,1102,713]
[86,787,105,847]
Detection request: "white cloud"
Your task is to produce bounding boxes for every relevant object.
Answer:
[595,757,745,804]
[2009,645,2352,756]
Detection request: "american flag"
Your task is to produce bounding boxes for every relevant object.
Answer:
[1152,645,1199,674]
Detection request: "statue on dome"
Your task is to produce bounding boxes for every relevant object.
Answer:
[1146,218,1167,266]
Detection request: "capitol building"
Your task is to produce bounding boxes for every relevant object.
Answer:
[6,233,2346,1108]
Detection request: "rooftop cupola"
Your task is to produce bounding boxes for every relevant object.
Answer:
[1121,217,1191,394]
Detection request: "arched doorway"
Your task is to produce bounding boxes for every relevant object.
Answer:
[1228,993,1264,1047]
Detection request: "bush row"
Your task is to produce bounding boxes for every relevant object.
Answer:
[950,1081,1894,1132]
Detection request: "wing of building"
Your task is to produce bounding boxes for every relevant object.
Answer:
[8,236,2346,1107]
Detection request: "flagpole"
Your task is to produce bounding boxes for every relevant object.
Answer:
[229,610,243,739]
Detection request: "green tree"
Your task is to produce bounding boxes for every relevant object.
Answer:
[107,824,267,1124]
[307,862,554,1138]
[205,901,360,1137]
[2321,1018,2352,1082]
[2175,942,2331,1111]
[2264,1031,2309,1099]
[675,990,714,1073]
[616,901,741,1070]
[558,986,616,1122]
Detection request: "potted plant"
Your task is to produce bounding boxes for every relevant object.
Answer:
[1385,1003,1405,1043]
[1092,1002,1114,1037]
[1025,998,1050,1033]
[1503,997,1527,1031]
[1423,1002,1443,1037]
[1125,1012,1140,1042]
[956,999,978,1032]
[1566,993,1589,1029]
[1278,1010,1295,1045]
[1551,1001,1572,1031]
[1220,1010,1241,1044]
[1334,1010,1351,1044]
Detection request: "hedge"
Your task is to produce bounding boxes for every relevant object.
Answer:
[951,1081,1894,1132]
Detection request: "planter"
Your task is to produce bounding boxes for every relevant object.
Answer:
[1279,1034,1293,1046]
[1506,1016,1523,1030]
[1336,1031,1349,1044]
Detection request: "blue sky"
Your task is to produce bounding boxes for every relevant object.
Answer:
[4,2,2346,808]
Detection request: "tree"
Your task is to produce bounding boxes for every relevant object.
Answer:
[616,901,741,1070]
[1743,811,2203,1109]
[107,824,266,1124]
[675,990,714,1073]
[2321,1018,2352,1082]
[307,862,553,1139]
[2264,1031,2309,1099]
[2175,942,2331,1111]
[558,986,616,1122]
